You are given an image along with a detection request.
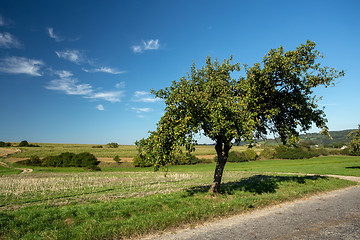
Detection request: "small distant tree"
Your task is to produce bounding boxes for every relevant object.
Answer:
[113,155,121,163]
[136,40,344,193]
[347,125,360,154]
[18,140,30,147]
[107,142,119,148]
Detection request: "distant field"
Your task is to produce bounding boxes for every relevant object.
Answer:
[6,143,253,158]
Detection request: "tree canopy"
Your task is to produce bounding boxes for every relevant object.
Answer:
[347,124,360,154]
[135,40,344,193]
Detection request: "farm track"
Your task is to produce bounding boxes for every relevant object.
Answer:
[0,160,33,173]
[0,148,33,173]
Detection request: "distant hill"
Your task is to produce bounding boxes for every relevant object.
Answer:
[298,129,355,146]
[252,129,356,147]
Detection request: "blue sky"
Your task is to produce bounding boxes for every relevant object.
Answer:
[0,0,359,144]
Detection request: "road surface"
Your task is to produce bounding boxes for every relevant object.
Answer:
[144,184,360,240]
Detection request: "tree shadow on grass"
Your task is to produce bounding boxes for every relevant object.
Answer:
[184,175,328,196]
[346,166,360,169]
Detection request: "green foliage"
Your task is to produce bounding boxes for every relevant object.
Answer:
[226,151,248,162]
[347,124,360,154]
[260,146,277,159]
[92,145,103,148]
[0,141,11,147]
[107,142,119,148]
[135,40,344,192]
[226,149,259,162]
[133,154,152,168]
[19,152,99,169]
[113,155,121,163]
[18,140,29,147]
[18,140,40,147]
[172,153,201,165]
[274,145,319,159]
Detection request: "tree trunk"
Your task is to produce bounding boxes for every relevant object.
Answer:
[210,139,231,193]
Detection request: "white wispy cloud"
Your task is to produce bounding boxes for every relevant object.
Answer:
[131,107,152,113]
[96,104,105,111]
[46,72,93,95]
[132,39,161,53]
[46,70,124,103]
[55,49,84,64]
[83,66,126,75]
[46,27,63,42]
[0,56,44,76]
[0,32,22,48]
[85,91,123,103]
[133,91,160,103]
[0,16,4,26]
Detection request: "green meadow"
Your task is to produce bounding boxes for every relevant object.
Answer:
[0,144,359,239]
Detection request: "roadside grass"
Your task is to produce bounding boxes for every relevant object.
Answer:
[0,171,355,239]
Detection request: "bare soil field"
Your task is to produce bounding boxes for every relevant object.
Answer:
[0,148,21,158]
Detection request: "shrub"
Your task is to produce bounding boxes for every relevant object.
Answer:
[92,145,103,148]
[260,146,276,159]
[172,153,201,165]
[226,149,259,162]
[133,154,152,167]
[19,155,43,166]
[341,147,360,156]
[0,141,11,147]
[113,155,121,163]
[21,152,99,168]
[274,145,320,159]
[243,149,259,161]
[71,152,99,167]
[18,140,29,147]
[18,140,40,147]
[106,142,119,148]
[226,151,248,162]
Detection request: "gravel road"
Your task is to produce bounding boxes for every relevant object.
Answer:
[144,184,360,240]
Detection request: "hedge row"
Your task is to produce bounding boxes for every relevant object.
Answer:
[19,152,100,170]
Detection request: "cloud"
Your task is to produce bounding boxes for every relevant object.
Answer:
[132,39,161,53]
[0,56,44,76]
[131,107,152,113]
[116,81,126,89]
[96,104,105,111]
[55,49,84,64]
[46,70,124,102]
[83,66,126,75]
[0,16,4,26]
[46,73,93,96]
[0,32,22,48]
[131,45,142,53]
[143,39,160,50]
[133,91,160,103]
[85,91,123,103]
[46,27,63,42]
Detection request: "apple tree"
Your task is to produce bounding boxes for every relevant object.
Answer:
[135,40,344,193]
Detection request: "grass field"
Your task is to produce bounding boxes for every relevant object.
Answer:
[0,145,359,239]
[5,143,252,158]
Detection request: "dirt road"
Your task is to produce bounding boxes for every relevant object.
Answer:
[0,148,33,173]
[144,181,360,240]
